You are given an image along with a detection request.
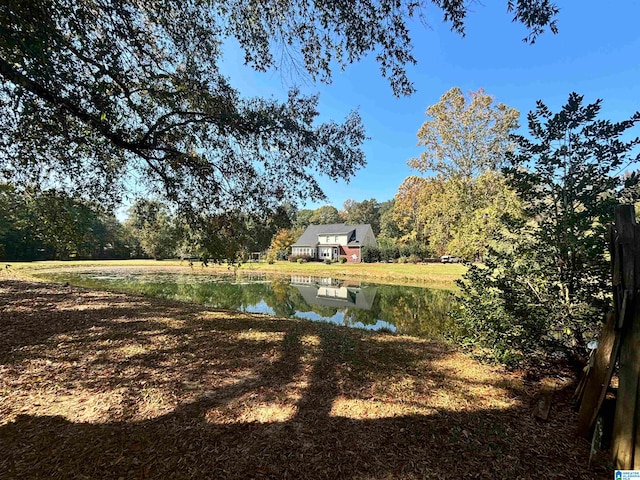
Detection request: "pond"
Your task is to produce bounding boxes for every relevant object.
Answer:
[33,270,454,338]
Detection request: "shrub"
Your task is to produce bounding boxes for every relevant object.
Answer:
[264,249,276,264]
[361,245,381,263]
[289,254,312,263]
[407,254,421,264]
[450,252,555,367]
[397,255,408,264]
[297,257,306,264]
[339,257,347,264]
[451,94,639,367]
[399,242,431,259]
[380,245,400,262]
[324,258,332,265]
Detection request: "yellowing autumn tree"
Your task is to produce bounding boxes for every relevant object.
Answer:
[392,87,522,259]
[445,171,523,260]
[392,176,431,244]
[409,87,519,179]
[391,172,522,258]
[268,228,303,259]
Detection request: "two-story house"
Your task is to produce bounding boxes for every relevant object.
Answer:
[290,223,377,263]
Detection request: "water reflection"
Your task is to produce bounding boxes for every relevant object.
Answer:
[34,271,453,338]
[290,276,388,331]
[291,276,377,310]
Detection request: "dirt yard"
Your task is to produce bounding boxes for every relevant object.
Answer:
[0,279,608,479]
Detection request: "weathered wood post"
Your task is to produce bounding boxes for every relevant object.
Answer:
[610,205,640,469]
[576,311,619,438]
[575,205,640,468]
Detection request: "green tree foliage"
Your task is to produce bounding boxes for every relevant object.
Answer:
[293,209,314,230]
[126,199,178,260]
[1,1,559,260]
[391,176,431,245]
[0,184,132,260]
[341,199,381,234]
[96,215,137,259]
[29,190,106,259]
[242,205,294,254]
[309,205,342,225]
[361,242,430,263]
[378,200,402,240]
[409,87,520,179]
[175,207,293,263]
[361,245,380,263]
[394,88,521,259]
[0,184,38,260]
[391,173,522,259]
[446,171,523,260]
[376,238,401,262]
[1,0,365,244]
[455,93,640,365]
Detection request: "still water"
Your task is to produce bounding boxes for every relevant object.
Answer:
[34,270,454,338]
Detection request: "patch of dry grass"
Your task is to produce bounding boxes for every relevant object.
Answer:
[0,280,607,479]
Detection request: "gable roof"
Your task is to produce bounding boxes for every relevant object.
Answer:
[292,223,375,247]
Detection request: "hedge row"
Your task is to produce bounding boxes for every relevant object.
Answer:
[361,244,434,263]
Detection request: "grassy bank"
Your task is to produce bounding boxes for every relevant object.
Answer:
[5,259,466,289]
[0,279,604,479]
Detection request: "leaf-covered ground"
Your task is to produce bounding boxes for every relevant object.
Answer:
[0,280,608,479]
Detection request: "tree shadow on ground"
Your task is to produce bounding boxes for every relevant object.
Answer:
[0,280,607,479]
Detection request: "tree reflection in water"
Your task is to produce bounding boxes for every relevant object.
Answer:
[35,271,454,338]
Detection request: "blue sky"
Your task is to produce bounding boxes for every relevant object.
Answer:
[218,1,640,211]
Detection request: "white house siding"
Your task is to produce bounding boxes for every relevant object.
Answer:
[317,286,349,299]
[318,234,349,245]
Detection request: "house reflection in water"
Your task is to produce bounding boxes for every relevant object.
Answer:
[290,276,378,311]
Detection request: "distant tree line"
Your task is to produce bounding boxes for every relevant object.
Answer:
[0,183,456,264]
[1,185,400,263]
[0,184,135,261]
[0,189,293,262]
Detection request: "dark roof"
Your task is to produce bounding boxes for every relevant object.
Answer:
[292,223,373,247]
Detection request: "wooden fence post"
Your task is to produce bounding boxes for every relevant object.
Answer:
[577,311,620,437]
[611,205,640,469]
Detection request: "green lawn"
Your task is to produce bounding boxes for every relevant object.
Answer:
[5,259,466,289]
